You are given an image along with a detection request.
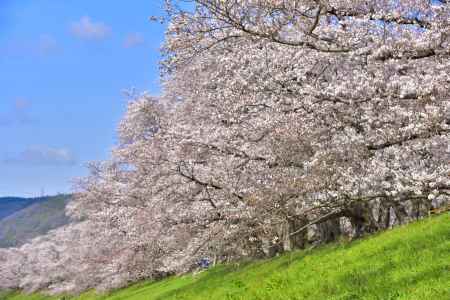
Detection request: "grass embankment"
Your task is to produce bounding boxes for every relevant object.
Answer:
[3,213,449,300]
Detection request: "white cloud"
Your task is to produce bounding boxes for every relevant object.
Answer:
[70,16,111,40]
[0,34,59,57]
[14,98,30,111]
[123,33,144,48]
[3,146,77,166]
[36,34,58,55]
[0,99,35,126]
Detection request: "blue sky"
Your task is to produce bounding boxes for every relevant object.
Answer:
[0,0,166,197]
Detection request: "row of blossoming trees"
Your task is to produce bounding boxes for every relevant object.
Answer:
[1,0,449,294]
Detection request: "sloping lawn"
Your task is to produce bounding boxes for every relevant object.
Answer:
[3,213,449,300]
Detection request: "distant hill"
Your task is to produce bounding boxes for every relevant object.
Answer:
[0,197,50,220]
[0,195,72,248]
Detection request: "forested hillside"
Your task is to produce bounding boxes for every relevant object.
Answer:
[0,195,71,248]
[0,197,49,221]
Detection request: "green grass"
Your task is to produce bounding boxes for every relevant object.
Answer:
[3,214,449,300]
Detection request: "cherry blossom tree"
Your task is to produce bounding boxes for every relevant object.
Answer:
[160,0,450,243]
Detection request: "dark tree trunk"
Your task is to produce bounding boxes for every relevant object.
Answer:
[345,203,379,238]
[315,218,341,243]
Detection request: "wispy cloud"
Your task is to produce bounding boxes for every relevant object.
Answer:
[0,34,59,57]
[3,146,77,166]
[36,34,59,55]
[14,98,30,110]
[70,16,111,40]
[123,33,144,48]
[0,99,36,126]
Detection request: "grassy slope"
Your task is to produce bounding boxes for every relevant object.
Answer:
[3,213,449,300]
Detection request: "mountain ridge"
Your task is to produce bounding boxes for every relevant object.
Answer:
[0,195,72,248]
[0,196,52,220]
